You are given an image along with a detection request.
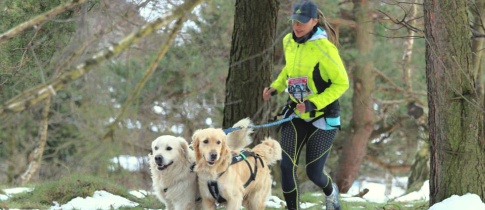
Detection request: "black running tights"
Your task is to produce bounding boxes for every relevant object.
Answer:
[279,118,337,209]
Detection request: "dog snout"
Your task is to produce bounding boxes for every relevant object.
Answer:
[155,155,163,164]
[209,152,218,161]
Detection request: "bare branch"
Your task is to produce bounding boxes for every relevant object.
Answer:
[103,13,191,141]
[374,68,404,92]
[0,0,87,43]
[370,115,409,139]
[0,0,204,119]
[18,97,51,185]
[401,0,418,95]
[365,154,411,172]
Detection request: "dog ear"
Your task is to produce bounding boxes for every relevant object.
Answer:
[219,134,232,167]
[179,138,192,162]
[191,130,201,163]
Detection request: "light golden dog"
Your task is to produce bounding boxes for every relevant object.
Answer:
[192,118,282,210]
[148,135,201,210]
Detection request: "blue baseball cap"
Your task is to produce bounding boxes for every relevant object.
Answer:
[289,1,318,23]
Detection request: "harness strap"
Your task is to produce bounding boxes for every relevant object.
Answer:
[208,181,227,203]
[243,155,255,188]
[207,151,265,203]
[244,153,265,188]
[190,162,196,172]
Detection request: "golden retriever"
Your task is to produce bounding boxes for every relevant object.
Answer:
[148,119,257,209]
[148,135,201,210]
[192,118,282,210]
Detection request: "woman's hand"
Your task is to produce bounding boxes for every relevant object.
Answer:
[262,87,275,101]
[296,102,306,113]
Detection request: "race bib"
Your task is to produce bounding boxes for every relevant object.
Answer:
[288,76,313,101]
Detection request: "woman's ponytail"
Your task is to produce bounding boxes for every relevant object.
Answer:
[317,9,339,47]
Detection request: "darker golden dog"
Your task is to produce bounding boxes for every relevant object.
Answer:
[192,118,282,210]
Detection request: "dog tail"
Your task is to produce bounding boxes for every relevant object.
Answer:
[253,137,282,166]
[226,117,254,150]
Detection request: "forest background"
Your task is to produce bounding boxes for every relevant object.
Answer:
[0,0,483,208]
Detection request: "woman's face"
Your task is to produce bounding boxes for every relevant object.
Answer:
[292,18,318,38]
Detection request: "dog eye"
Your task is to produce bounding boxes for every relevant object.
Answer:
[166,147,172,151]
[154,146,158,150]
[203,139,209,144]
[217,140,221,145]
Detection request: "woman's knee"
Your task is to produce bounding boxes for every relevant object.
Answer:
[306,166,328,185]
[280,159,293,173]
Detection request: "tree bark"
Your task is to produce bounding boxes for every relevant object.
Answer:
[223,0,278,142]
[424,0,485,205]
[335,0,375,193]
[471,0,485,105]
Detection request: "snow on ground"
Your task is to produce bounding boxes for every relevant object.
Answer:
[2,156,485,209]
[2,180,485,210]
[50,190,138,210]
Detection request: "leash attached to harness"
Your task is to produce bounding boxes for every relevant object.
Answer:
[207,150,265,203]
[223,115,297,134]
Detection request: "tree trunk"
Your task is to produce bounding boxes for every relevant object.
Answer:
[223,0,278,142]
[424,0,485,205]
[471,0,484,86]
[335,0,375,193]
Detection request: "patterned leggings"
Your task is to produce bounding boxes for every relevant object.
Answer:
[279,118,337,209]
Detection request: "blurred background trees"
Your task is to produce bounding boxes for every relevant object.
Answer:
[0,0,483,205]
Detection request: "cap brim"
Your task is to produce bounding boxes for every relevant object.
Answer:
[289,14,311,23]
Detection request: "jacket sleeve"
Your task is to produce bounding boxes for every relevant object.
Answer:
[270,34,292,94]
[270,66,288,94]
[308,41,349,110]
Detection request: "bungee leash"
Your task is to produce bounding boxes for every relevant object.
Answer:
[223,115,297,134]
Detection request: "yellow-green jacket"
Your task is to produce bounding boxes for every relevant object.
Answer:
[270,28,349,120]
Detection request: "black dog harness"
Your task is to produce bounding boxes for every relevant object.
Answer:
[207,150,265,203]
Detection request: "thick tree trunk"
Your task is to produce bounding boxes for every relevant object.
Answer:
[424,0,485,205]
[223,0,278,142]
[471,0,484,85]
[335,0,375,193]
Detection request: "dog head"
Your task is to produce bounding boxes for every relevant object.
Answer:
[149,135,191,171]
[191,128,231,168]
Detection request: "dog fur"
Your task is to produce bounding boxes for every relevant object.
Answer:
[148,118,254,209]
[148,135,201,210]
[192,118,282,210]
